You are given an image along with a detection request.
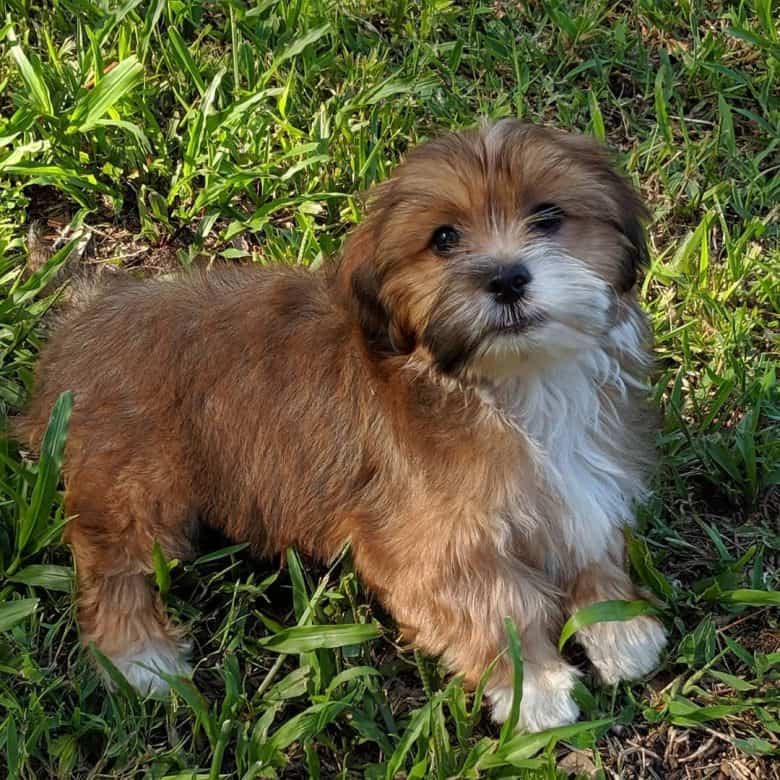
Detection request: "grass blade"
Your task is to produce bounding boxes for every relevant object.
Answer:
[559,600,659,652]
[0,597,39,632]
[151,540,171,597]
[15,391,72,561]
[8,27,53,115]
[717,589,780,607]
[385,697,437,780]
[259,623,380,653]
[479,718,613,768]
[499,617,523,743]
[70,57,144,132]
[7,564,73,592]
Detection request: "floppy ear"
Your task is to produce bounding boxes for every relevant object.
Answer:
[338,222,396,354]
[612,182,650,292]
[562,132,650,292]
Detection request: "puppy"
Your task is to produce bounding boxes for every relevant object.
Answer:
[15,120,666,732]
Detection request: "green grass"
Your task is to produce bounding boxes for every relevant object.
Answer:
[0,0,778,776]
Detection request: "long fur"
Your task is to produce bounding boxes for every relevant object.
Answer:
[14,120,666,729]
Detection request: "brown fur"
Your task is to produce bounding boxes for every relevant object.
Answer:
[14,121,661,717]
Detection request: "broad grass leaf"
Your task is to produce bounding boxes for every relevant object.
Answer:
[478,718,613,769]
[16,391,72,558]
[265,666,309,701]
[87,118,151,153]
[677,617,718,666]
[8,28,53,115]
[192,543,249,566]
[668,697,754,726]
[248,701,283,762]
[260,623,380,653]
[256,699,350,765]
[167,27,206,94]
[91,645,141,704]
[349,709,395,755]
[151,541,171,597]
[588,91,606,142]
[723,635,756,668]
[70,57,144,132]
[158,672,217,747]
[734,737,778,756]
[559,599,658,652]
[708,670,755,692]
[470,655,499,726]
[654,65,672,144]
[4,715,19,779]
[11,238,80,305]
[0,598,38,632]
[263,24,330,83]
[718,589,780,607]
[718,93,737,156]
[460,736,499,776]
[0,139,50,171]
[286,548,309,622]
[8,564,72,592]
[385,697,437,780]
[325,665,382,696]
[626,530,675,602]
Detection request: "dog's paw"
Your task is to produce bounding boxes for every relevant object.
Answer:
[489,663,580,733]
[108,639,192,695]
[579,615,667,685]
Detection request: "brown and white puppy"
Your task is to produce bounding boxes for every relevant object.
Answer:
[15,120,666,732]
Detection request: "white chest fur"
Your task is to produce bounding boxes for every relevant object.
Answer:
[499,320,649,568]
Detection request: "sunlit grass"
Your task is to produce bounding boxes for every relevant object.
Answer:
[0,0,778,776]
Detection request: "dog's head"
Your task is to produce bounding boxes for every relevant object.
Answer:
[339,120,649,379]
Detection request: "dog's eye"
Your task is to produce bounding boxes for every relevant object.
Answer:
[528,203,565,233]
[431,225,460,254]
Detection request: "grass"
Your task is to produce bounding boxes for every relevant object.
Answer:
[0,0,778,776]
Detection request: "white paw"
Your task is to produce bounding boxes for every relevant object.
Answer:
[579,615,667,685]
[489,663,580,733]
[108,639,192,695]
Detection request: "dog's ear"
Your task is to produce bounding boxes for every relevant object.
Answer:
[338,222,396,354]
[562,132,650,292]
[612,185,649,292]
[587,144,650,292]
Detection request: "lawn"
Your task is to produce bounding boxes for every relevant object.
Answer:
[1,0,778,777]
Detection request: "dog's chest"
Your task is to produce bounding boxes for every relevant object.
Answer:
[500,351,645,568]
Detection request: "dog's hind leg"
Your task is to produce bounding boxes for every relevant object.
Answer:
[64,463,195,694]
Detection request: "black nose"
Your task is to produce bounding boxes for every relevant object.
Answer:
[487,263,532,305]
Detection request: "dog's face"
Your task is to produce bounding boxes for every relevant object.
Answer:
[341,120,648,379]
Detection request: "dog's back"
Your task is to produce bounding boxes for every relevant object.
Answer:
[14,265,331,453]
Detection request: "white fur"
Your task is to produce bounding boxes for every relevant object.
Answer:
[489,278,649,567]
[504,349,645,567]
[108,640,192,695]
[577,616,667,685]
[489,662,580,733]
[478,246,617,376]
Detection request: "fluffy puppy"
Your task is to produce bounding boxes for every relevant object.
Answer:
[15,120,666,732]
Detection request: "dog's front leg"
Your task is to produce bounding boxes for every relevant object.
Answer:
[480,571,581,733]
[567,536,667,684]
[380,555,581,733]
